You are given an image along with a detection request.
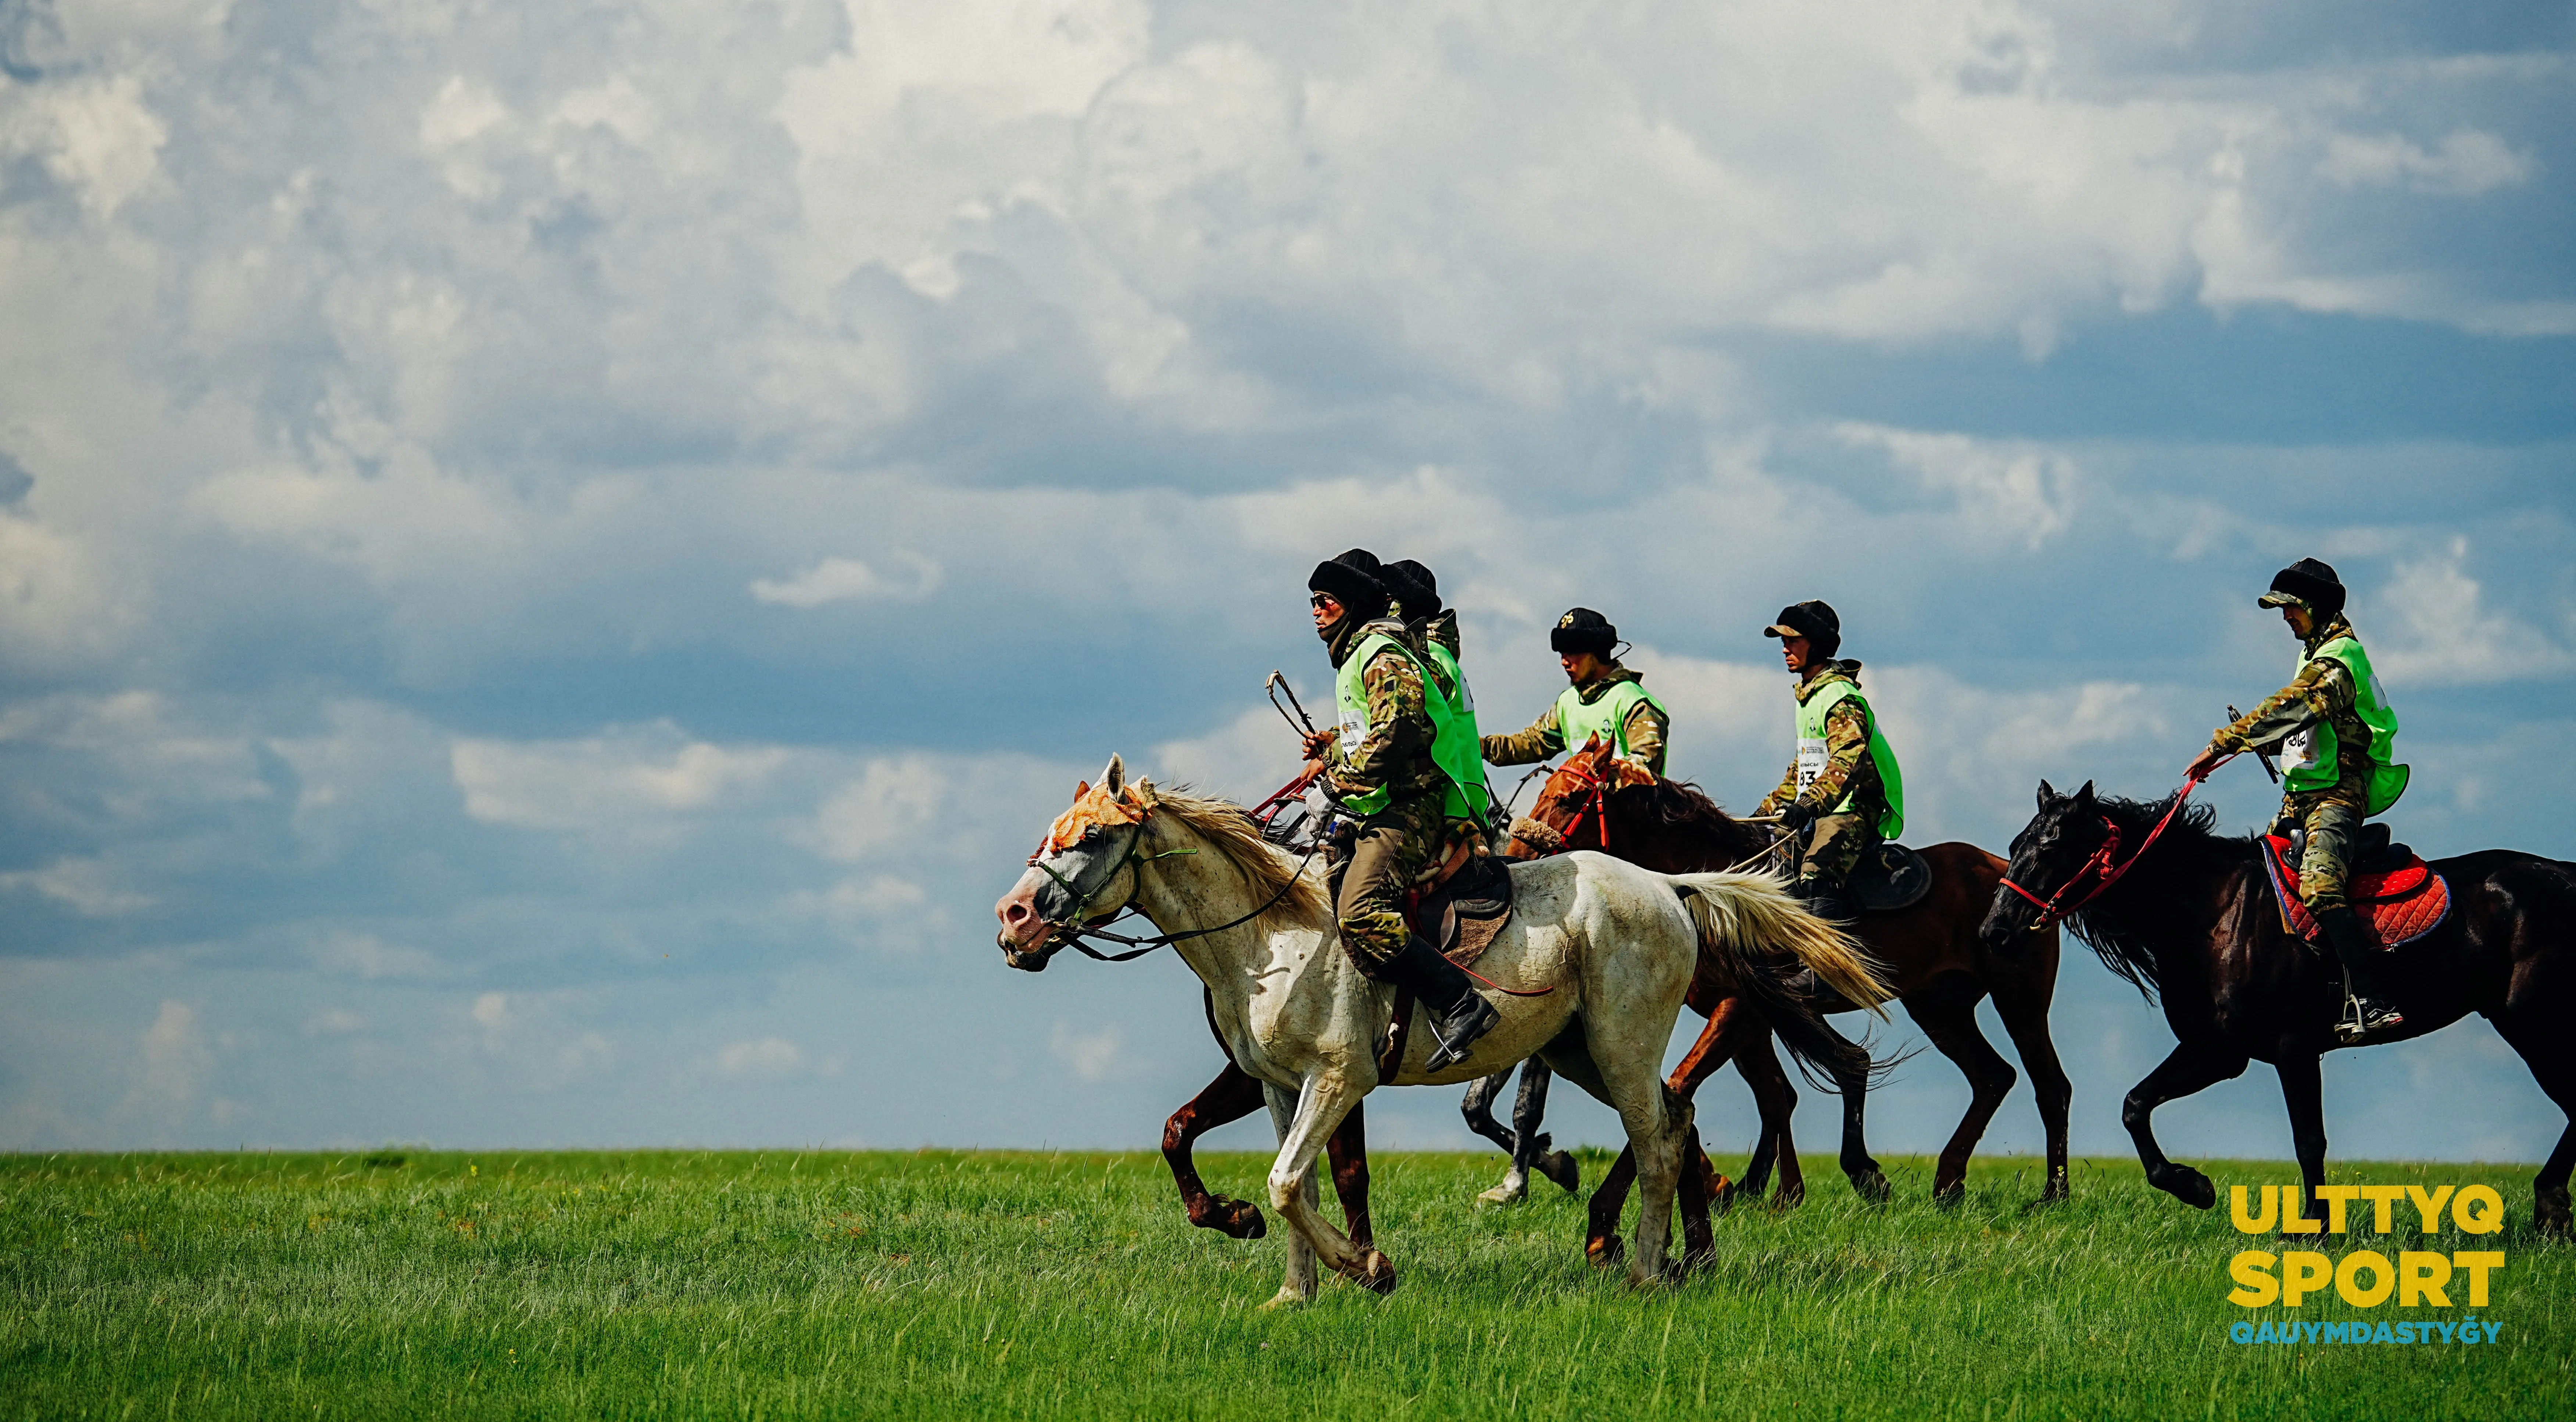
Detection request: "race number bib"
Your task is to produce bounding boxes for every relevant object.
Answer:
[1337,709,1366,754]
[1796,737,1828,792]
[2280,726,2316,774]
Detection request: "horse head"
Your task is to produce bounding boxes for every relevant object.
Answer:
[1981,778,2109,948]
[994,753,1156,971]
[1505,737,1652,858]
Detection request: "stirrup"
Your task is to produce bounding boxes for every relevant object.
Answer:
[2335,993,2405,1043]
[1424,997,1499,1072]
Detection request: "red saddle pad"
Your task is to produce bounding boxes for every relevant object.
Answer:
[2261,836,2449,948]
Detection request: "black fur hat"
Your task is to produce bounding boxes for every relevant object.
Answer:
[2259,558,2345,619]
[1550,607,1617,656]
[1382,559,1442,620]
[1307,549,1389,620]
[1762,600,1841,660]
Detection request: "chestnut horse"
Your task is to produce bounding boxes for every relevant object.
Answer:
[1983,778,2576,1233]
[1508,739,2071,1258]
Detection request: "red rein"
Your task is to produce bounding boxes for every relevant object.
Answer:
[2002,764,2222,931]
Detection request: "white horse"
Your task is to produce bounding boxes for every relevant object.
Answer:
[993,756,1889,1302]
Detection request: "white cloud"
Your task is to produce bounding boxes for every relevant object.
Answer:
[115,1001,210,1132]
[1048,1021,1126,1083]
[1838,423,2082,552]
[452,726,794,830]
[305,1008,367,1036]
[749,552,942,606]
[714,1036,806,1078]
[0,857,153,917]
[2321,129,2534,197]
[808,757,950,861]
[2366,539,2576,687]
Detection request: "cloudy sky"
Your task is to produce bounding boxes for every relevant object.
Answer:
[3,0,2570,1168]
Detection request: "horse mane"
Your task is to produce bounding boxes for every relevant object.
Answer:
[2065,790,2250,1003]
[1147,786,1331,930]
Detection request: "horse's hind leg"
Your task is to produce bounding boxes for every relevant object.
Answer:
[1164,1062,1273,1239]
[1327,1099,1374,1250]
[1463,1070,1526,1204]
[1990,972,2073,1203]
[1513,1059,1581,1196]
[2125,1037,2249,1210]
[1734,1032,1803,1207]
[2487,1014,2575,1235]
[1817,1017,1889,1203]
[1906,976,2015,1207]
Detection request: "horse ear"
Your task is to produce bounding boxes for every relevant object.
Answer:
[2036,779,2057,809]
[1100,755,1126,795]
[2073,779,2096,808]
[1074,779,1091,800]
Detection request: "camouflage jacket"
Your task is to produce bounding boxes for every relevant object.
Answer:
[1754,662,1884,819]
[2209,614,2374,806]
[1480,665,1668,778]
[1324,621,1446,807]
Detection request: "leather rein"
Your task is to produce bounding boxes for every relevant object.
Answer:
[2000,761,2225,932]
[1021,770,1320,963]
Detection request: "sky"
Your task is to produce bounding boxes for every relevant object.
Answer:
[1,0,2572,1170]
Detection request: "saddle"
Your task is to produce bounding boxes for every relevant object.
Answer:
[2260,825,2449,948]
[1404,832,1516,970]
[1849,842,1933,913]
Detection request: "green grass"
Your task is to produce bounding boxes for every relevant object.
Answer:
[1,1149,2567,1419]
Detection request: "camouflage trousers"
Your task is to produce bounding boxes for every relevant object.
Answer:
[1789,812,1878,890]
[2272,789,2365,914]
[1333,794,1448,980]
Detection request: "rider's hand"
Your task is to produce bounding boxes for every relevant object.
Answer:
[2183,746,2224,782]
[1778,801,1817,836]
[1300,730,1335,760]
[1299,757,1326,781]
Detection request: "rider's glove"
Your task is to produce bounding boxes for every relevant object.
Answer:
[1778,801,1817,836]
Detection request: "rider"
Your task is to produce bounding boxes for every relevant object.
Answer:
[2185,558,2410,1040]
[1480,608,1671,778]
[1302,549,1501,1071]
[1752,600,1905,923]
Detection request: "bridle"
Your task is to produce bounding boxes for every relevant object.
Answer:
[1016,772,1321,964]
[2000,762,2223,932]
[1538,755,1617,854]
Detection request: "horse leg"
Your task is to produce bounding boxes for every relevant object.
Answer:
[1327,1098,1374,1251]
[2124,1037,2249,1210]
[1514,1059,1582,1196]
[1463,1069,1526,1204]
[1904,976,2014,1207]
[1818,1016,1889,1203]
[1734,1034,1804,1207]
[1162,1061,1272,1239]
[1263,1073,1393,1296]
[2489,1015,2576,1236]
[1989,975,2074,1204]
[1676,1121,1714,1272]
[1537,1023,1637,1268]
[2275,1050,2330,1223]
[1260,1083,1319,1307]
[1588,997,1756,1261]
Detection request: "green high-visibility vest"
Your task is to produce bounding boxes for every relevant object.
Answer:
[1553,678,1668,765]
[2280,633,2408,814]
[1794,677,1905,839]
[1332,632,1489,822]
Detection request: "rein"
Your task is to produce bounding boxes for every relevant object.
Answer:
[1026,770,1320,963]
[2002,761,2225,931]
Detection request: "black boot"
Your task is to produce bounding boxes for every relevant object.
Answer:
[1389,933,1500,1071]
[1778,880,1855,1003]
[2318,907,2404,1042]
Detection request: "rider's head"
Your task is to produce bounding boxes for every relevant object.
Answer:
[1550,608,1617,685]
[1381,559,1442,622]
[2258,558,2343,640]
[1763,600,1840,674]
[1309,549,1388,638]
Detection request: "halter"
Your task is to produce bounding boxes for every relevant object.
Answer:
[1020,771,1321,963]
[1545,755,1617,854]
[2000,763,2221,932]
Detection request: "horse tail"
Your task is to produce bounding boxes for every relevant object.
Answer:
[1669,872,1896,1087]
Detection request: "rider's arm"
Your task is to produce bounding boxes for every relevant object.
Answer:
[1620,699,1668,779]
[2210,660,2350,755]
[1752,759,1800,818]
[1324,647,1431,800]
[1792,700,1874,812]
[1480,704,1565,767]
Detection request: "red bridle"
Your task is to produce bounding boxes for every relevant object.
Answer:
[2001,765,2219,931]
[1540,755,1615,854]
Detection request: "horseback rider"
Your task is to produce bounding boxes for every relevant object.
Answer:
[2185,558,2411,1041]
[1378,560,1480,753]
[1302,549,1501,1071]
[1480,608,1671,778]
[1753,600,1905,923]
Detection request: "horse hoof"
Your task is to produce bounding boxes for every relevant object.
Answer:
[1539,1151,1582,1195]
[1586,1235,1624,1269]
[2536,1186,2571,1237]
[1771,1183,1806,1211]
[2161,1166,2216,1211]
[1348,1250,1399,1296]
[1255,1288,1310,1313]
[1194,1197,1266,1239]
[1933,1180,1965,1209]
[1710,1178,1738,1215]
[1477,1183,1527,1206]
[1854,1171,1891,1204]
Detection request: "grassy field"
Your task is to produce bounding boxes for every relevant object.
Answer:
[1,1148,2567,1420]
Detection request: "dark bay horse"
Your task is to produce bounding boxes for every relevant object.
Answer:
[1511,740,2072,1256]
[1982,778,2576,1234]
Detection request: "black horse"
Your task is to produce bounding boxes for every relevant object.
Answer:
[1981,778,2576,1233]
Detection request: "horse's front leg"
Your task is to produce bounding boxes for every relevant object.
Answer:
[1267,1073,1394,1296]
[2124,1037,2250,1210]
[2275,1049,2329,1222]
[1259,1083,1317,1308]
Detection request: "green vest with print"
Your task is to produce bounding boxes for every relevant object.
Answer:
[2280,633,2408,814]
[1554,679,1669,766]
[1332,632,1490,822]
[1794,677,1906,840]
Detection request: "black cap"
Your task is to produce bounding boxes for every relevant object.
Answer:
[1381,560,1441,620]
[1762,600,1841,659]
[1550,607,1617,656]
[1307,549,1388,620]
[2259,558,2345,619]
